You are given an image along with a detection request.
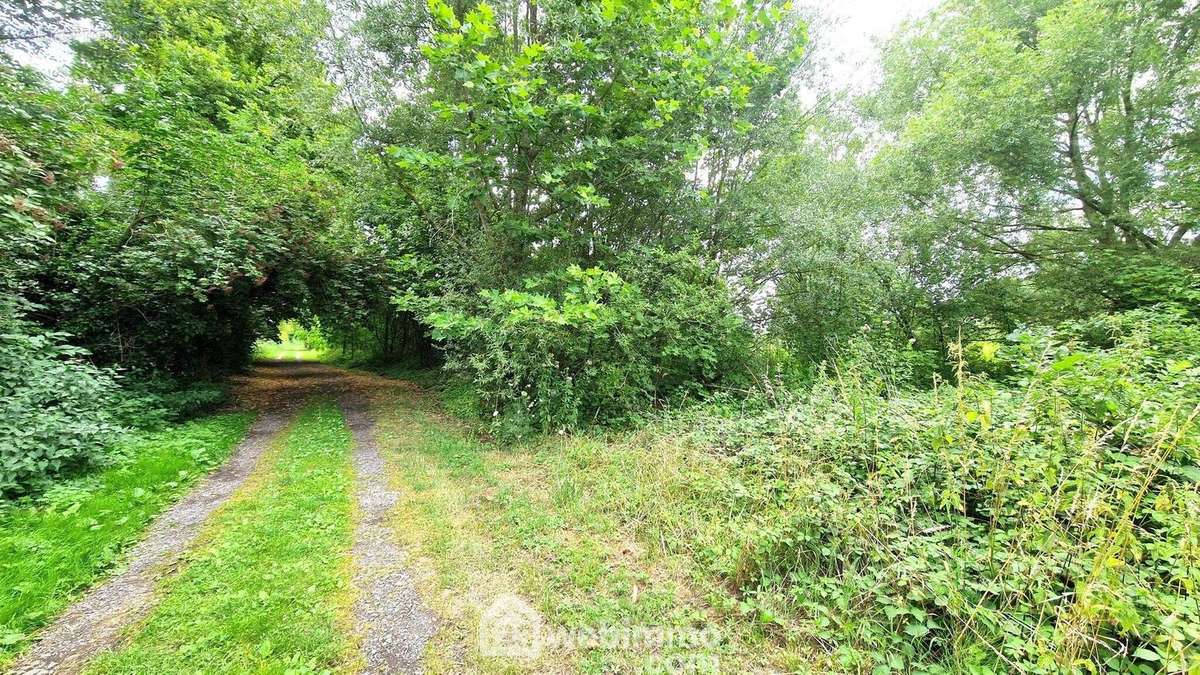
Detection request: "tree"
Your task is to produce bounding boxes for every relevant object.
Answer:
[359,0,805,287]
[13,0,352,375]
[871,0,1199,276]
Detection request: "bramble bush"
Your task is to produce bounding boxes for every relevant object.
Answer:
[592,307,1199,673]
[428,248,751,435]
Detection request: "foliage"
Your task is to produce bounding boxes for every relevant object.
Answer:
[377,0,804,284]
[2,0,351,377]
[648,309,1200,672]
[872,0,1198,278]
[0,412,252,664]
[0,298,234,493]
[325,0,807,405]
[0,301,123,494]
[755,0,1200,374]
[115,376,228,425]
[753,113,941,373]
[277,320,328,352]
[1047,249,1200,318]
[429,248,751,434]
[0,63,101,297]
[4,0,1200,668]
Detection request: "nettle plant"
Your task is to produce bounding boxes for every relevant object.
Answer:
[0,303,123,494]
[688,308,1199,673]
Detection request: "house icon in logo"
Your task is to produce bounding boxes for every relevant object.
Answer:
[478,593,544,661]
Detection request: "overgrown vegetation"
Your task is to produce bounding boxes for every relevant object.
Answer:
[0,302,122,493]
[680,311,1200,672]
[375,308,1200,673]
[1,298,229,492]
[3,0,1198,670]
[430,249,752,434]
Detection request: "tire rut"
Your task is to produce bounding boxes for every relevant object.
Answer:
[11,407,296,675]
[341,392,436,675]
[11,362,435,674]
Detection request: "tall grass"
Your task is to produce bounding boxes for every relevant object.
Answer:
[542,309,1199,672]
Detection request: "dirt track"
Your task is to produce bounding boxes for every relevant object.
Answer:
[13,362,434,674]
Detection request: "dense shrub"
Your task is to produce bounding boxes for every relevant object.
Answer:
[429,249,752,435]
[0,295,228,494]
[0,302,122,494]
[610,308,1199,673]
[114,376,228,426]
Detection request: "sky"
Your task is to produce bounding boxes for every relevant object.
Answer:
[13,0,943,90]
[10,34,79,81]
[807,0,942,90]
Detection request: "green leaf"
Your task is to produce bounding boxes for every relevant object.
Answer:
[1132,648,1160,661]
[0,633,25,646]
[1051,354,1085,372]
[976,341,1001,362]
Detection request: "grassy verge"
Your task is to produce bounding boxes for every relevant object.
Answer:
[89,401,356,674]
[368,367,477,422]
[0,412,255,667]
[373,389,777,673]
[331,359,479,423]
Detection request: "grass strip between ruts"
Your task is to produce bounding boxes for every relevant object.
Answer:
[88,400,355,674]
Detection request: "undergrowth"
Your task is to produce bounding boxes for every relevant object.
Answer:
[0,412,253,667]
[1,298,232,495]
[584,308,1200,673]
[383,308,1199,673]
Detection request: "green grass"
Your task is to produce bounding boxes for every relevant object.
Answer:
[313,348,481,423]
[0,412,255,666]
[252,339,325,362]
[89,401,356,674]
[373,391,755,673]
[346,363,480,423]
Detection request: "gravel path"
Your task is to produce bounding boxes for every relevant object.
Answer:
[10,406,296,675]
[10,362,434,674]
[341,391,436,674]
